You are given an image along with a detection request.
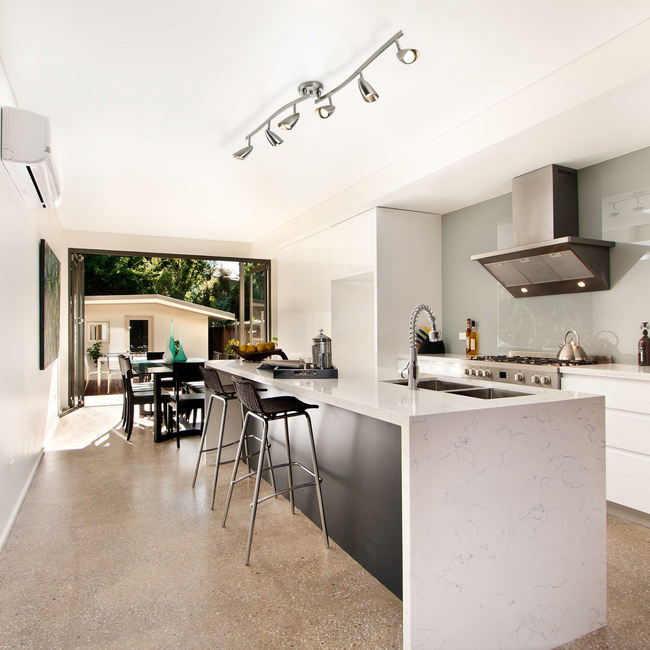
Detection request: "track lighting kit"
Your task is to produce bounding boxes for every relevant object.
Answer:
[232,30,419,160]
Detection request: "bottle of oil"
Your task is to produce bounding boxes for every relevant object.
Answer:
[465,318,472,357]
[468,320,479,357]
[639,322,650,367]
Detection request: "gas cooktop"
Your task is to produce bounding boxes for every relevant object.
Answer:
[472,355,598,367]
[458,353,607,389]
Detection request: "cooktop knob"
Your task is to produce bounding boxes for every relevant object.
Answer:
[470,368,478,376]
[541,376,551,385]
[532,375,541,384]
[483,369,492,378]
[514,373,524,382]
[478,369,485,377]
[464,368,471,375]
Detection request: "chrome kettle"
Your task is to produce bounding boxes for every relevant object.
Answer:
[312,330,333,369]
[557,330,589,362]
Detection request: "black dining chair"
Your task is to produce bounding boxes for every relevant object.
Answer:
[119,356,168,441]
[166,361,206,444]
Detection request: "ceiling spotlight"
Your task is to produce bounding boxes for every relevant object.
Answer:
[233,140,253,160]
[633,198,646,213]
[520,287,529,293]
[316,98,336,119]
[278,105,300,131]
[609,203,620,218]
[265,122,284,147]
[358,73,379,103]
[395,39,419,64]
[577,281,586,288]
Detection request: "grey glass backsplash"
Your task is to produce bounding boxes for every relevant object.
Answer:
[442,146,650,363]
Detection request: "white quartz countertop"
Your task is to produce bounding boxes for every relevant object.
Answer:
[207,360,593,426]
[396,352,650,383]
[560,363,650,381]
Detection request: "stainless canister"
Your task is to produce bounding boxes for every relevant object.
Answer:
[311,330,332,369]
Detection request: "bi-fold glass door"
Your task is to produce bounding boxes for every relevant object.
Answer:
[68,252,85,409]
[237,261,270,346]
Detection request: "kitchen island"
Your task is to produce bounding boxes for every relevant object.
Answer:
[207,359,606,650]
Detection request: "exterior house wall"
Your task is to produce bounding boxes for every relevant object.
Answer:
[84,302,211,361]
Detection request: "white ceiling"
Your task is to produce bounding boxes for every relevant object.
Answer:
[2,0,650,242]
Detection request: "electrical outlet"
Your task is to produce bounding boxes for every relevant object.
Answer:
[459,332,467,341]
[8,459,14,476]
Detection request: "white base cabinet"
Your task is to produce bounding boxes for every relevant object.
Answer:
[561,373,650,516]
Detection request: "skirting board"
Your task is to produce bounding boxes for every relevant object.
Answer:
[0,448,45,554]
[607,501,650,529]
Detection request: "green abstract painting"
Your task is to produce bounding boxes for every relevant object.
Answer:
[40,239,61,370]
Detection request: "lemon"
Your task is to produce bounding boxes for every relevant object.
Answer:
[266,341,276,350]
[256,343,266,352]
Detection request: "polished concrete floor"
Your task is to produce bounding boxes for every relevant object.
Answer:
[1,406,650,649]
[1,406,402,649]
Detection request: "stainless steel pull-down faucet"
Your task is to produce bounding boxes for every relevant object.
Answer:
[404,303,438,390]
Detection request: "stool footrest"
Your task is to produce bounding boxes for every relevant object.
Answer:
[200,439,239,454]
[253,481,317,506]
[267,460,316,479]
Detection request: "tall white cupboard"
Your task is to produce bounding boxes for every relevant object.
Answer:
[276,207,442,372]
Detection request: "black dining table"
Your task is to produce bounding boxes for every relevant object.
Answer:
[131,360,203,443]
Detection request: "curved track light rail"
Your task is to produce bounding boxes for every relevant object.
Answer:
[232,30,418,160]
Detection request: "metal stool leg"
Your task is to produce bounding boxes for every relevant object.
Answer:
[241,403,251,472]
[222,412,250,527]
[245,420,269,565]
[264,432,278,497]
[305,413,329,547]
[210,397,228,510]
[284,418,295,514]
[192,393,215,488]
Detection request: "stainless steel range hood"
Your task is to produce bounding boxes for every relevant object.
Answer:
[471,164,614,298]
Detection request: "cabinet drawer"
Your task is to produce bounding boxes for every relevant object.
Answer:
[606,409,650,455]
[606,448,650,515]
[561,374,650,415]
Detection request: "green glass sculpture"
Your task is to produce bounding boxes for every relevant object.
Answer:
[176,327,187,362]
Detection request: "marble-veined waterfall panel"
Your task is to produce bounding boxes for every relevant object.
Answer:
[406,396,606,650]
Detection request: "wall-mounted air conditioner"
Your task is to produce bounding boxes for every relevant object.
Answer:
[1,106,62,209]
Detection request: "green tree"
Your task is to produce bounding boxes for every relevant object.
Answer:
[84,254,243,326]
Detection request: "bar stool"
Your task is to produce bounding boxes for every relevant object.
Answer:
[221,376,329,565]
[192,367,276,509]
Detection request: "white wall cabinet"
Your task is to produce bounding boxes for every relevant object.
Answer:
[561,373,650,516]
[277,207,442,368]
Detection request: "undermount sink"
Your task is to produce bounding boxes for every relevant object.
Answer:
[446,387,531,399]
[386,378,469,391]
[385,377,532,399]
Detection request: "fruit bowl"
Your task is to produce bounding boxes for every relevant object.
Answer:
[231,347,288,363]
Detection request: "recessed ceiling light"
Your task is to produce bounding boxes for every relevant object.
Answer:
[521,287,528,293]
[577,281,586,287]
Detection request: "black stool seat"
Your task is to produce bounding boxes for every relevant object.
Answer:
[258,396,317,417]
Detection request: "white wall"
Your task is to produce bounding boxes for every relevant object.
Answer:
[85,301,210,360]
[0,57,67,550]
